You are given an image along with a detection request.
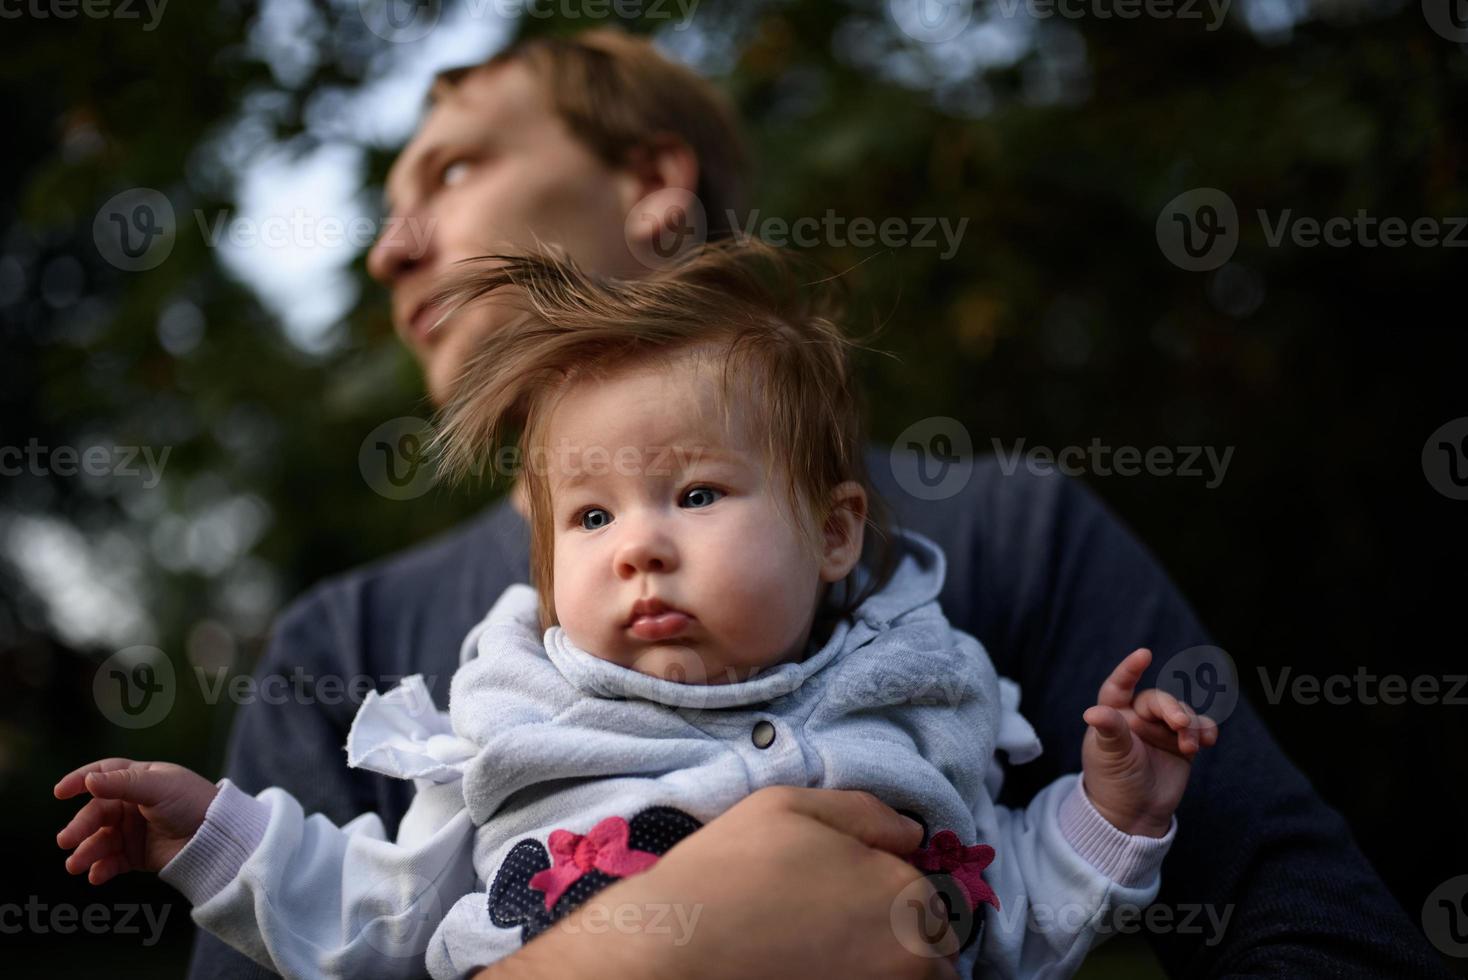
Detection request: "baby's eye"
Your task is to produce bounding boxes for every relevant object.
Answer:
[578,507,612,531]
[680,486,724,509]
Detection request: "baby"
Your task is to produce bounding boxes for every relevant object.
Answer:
[56,241,1217,979]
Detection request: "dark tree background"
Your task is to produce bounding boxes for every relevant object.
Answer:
[2,0,1465,975]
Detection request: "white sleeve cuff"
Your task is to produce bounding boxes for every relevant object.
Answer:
[159,778,270,906]
[1057,776,1176,889]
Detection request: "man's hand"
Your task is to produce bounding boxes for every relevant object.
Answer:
[1081,648,1220,837]
[475,786,962,980]
[55,758,219,884]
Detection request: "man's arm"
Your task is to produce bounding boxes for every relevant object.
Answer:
[929,461,1451,977]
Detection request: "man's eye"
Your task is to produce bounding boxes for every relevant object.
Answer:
[440,159,471,187]
[579,508,612,530]
[681,486,724,509]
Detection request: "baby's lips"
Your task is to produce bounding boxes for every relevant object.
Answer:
[628,611,692,641]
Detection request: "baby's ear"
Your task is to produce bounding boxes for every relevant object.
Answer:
[819,481,868,583]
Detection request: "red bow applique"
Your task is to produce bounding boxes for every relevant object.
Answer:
[528,817,661,910]
[910,830,1000,911]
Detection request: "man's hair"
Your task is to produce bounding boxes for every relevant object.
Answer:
[431,29,747,236]
[430,239,899,632]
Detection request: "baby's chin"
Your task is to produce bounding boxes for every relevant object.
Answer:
[620,643,767,686]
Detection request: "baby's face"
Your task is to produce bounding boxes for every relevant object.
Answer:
[546,358,831,684]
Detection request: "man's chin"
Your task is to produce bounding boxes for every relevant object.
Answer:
[425,358,461,409]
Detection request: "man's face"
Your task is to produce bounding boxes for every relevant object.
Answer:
[368,62,648,405]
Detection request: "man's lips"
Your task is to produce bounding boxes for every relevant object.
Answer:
[401,300,446,345]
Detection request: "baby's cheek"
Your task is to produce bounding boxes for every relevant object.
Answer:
[552,559,596,635]
[718,561,810,658]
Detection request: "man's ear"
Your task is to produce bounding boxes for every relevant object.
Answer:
[819,481,868,583]
[617,133,701,244]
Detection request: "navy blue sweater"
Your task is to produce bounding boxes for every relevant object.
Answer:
[187,451,1451,978]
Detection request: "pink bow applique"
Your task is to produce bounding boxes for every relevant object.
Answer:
[910,830,1000,911]
[528,816,661,910]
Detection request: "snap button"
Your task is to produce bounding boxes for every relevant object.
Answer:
[751,720,777,749]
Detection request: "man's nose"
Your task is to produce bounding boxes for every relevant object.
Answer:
[367,212,434,285]
[614,520,678,579]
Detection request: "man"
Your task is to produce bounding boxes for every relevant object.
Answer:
[189,29,1450,979]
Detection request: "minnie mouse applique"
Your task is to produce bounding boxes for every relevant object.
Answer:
[487,807,703,943]
[906,822,1001,954]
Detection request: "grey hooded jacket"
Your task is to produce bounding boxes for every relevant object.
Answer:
[161,529,1173,979]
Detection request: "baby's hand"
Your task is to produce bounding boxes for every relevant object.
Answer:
[54,758,218,884]
[1081,649,1219,838]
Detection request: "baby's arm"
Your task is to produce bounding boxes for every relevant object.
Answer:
[56,759,218,882]
[979,648,1218,977]
[56,758,475,980]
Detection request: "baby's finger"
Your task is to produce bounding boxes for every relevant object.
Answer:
[87,853,133,887]
[84,765,172,807]
[54,758,138,800]
[1084,704,1134,755]
[1134,689,1196,731]
[1130,716,1197,759]
[1095,649,1153,710]
[57,796,122,849]
[65,826,123,875]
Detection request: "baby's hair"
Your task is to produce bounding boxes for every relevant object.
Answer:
[429,238,900,632]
